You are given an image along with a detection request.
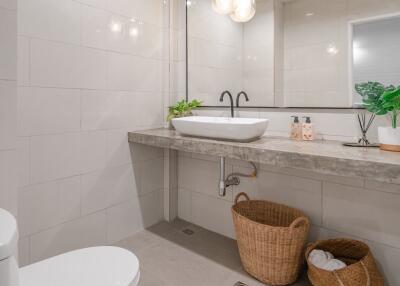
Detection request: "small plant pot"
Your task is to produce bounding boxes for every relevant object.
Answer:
[378,127,400,152]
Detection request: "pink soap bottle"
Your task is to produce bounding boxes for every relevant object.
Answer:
[302,116,315,141]
[290,116,302,140]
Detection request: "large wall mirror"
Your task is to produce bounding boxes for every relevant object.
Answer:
[186,0,400,108]
[351,14,400,106]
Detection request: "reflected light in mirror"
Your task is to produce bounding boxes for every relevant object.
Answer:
[230,0,256,22]
[212,0,234,14]
[129,26,139,37]
[110,21,122,33]
[353,41,366,64]
[326,44,339,55]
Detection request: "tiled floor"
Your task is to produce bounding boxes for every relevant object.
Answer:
[115,219,311,286]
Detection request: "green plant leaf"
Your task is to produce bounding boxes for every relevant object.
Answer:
[167,99,202,122]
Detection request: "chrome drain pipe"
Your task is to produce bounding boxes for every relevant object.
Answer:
[219,157,240,197]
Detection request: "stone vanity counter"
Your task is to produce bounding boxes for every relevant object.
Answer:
[128,128,400,183]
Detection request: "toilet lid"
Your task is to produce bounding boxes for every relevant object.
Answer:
[20,246,140,286]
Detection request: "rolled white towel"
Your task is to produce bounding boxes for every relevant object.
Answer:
[309,249,346,271]
[321,259,347,271]
[309,250,332,267]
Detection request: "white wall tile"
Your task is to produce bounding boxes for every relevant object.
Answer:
[17,36,30,86]
[323,182,400,249]
[19,0,81,45]
[0,150,17,216]
[79,131,107,173]
[106,0,164,27]
[365,180,400,195]
[0,8,16,80]
[178,156,233,201]
[106,129,131,167]
[81,90,124,131]
[81,4,108,50]
[16,0,168,266]
[18,87,81,136]
[17,137,30,187]
[191,192,235,239]
[30,133,81,183]
[106,197,141,243]
[79,47,107,89]
[0,0,16,10]
[30,211,107,263]
[0,80,16,149]
[368,240,400,286]
[19,176,81,236]
[77,0,106,9]
[18,236,30,267]
[106,189,163,243]
[31,39,107,89]
[139,157,164,195]
[129,143,163,163]
[178,188,192,222]
[81,164,138,215]
[239,169,323,225]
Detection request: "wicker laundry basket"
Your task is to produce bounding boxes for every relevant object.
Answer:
[305,239,384,286]
[232,193,310,286]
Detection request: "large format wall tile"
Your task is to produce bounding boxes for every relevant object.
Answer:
[18,176,81,236]
[30,133,81,183]
[30,39,107,89]
[18,87,81,136]
[0,8,17,80]
[0,150,17,216]
[30,211,107,263]
[0,80,16,149]
[19,0,81,45]
[323,182,400,249]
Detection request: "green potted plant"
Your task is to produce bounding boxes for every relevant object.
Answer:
[167,99,202,128]
[355,82,400,152]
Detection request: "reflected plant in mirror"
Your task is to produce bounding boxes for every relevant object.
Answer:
[167,99,202,122]
[356,82,400,151]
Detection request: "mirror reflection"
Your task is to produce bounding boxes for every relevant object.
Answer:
[352,15,400,105]
[187,0,400,108]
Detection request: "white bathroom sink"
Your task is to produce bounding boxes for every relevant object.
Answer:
[171,116,269,141]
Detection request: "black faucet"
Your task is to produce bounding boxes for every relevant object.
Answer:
[220,90,234,118]
[236,91,249,108]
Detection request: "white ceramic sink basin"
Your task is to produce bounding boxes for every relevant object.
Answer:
[171,116,269,141]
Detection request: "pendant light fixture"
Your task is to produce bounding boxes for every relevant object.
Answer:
[212,0,234,14]
[230,0,256,22]
[211,0,256,23]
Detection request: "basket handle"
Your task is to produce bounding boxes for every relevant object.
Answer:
[234,192,250,204]
[289,216,309,229]
[333,261,371,286]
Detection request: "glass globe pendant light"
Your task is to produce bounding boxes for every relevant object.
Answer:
[230,0,256,22]
[212,0,234,15]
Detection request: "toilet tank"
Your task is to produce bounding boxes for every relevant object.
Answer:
[0,208,19,286]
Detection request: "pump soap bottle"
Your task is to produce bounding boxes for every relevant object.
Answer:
[302,116,315,141]
[290,116,302,140]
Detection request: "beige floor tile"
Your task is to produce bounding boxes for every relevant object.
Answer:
[116,219,310,286]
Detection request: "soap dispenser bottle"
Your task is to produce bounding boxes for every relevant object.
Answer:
[290,116,302,140]
[302,116,315,141]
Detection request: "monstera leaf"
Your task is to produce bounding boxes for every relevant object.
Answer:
[355,82,400,128]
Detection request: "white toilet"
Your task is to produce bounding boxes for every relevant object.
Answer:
[0,208,140,286]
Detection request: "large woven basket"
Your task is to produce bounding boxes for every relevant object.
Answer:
[232,193,310,286]
[305,239,384,286]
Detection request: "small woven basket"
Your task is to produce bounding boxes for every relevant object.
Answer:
[305,239,384,286]
[232,193,310,286]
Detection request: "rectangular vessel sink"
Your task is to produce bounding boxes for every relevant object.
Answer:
[171,116,269,141]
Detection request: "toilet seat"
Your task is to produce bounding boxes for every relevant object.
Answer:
[20,246,140,286]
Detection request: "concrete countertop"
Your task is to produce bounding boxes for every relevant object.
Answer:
[128,128,400,183]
